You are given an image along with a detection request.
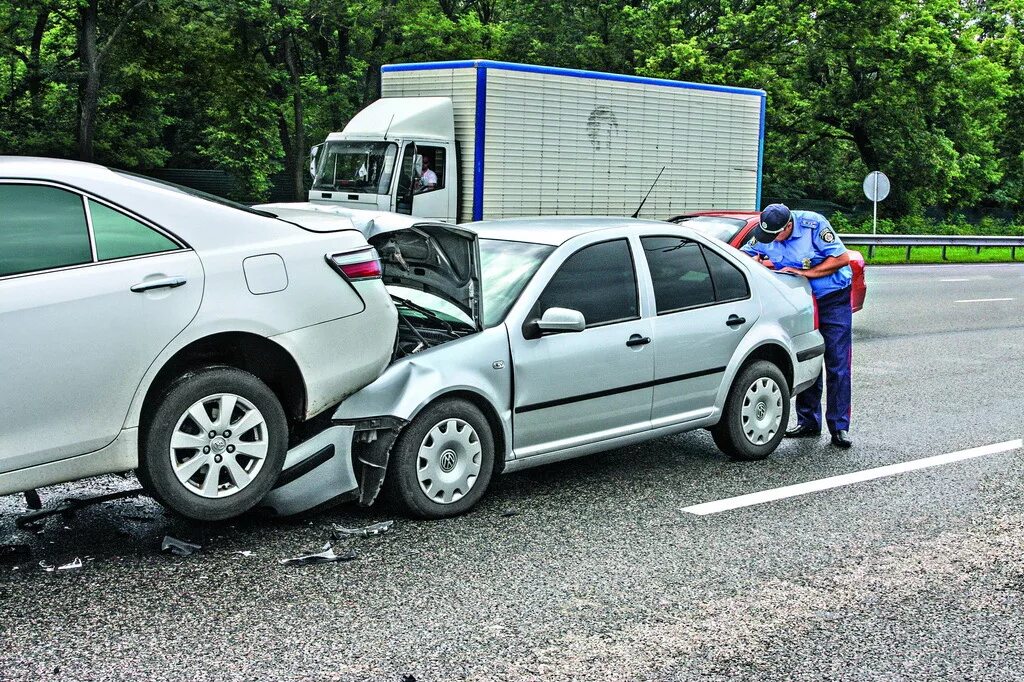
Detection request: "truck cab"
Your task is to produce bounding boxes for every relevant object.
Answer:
[308,97,458,223]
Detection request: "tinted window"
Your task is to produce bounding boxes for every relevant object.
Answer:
[0,184,92,277]
[704,246,750,301]
[641,236,715,313]
[90,200,178,261]
[535,239,638,327]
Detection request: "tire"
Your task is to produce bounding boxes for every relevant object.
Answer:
[385,398,495,519]
[712,360,790,461]
[139,366,288,521]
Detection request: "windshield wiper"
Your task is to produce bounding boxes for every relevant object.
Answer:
[391,295,474,334]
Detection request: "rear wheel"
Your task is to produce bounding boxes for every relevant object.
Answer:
[139,366,288,521]
[712,360,790,461]
[385,399,495,519]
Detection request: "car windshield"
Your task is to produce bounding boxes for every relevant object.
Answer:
[674,216,748,243]
[312,141,398,194]
[479,239,553,328]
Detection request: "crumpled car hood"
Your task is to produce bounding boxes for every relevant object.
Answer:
[257,202,480,327]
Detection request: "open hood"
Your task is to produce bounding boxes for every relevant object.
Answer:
[257,203,481,328]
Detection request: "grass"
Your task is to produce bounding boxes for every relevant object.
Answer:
[861,245,1023,265]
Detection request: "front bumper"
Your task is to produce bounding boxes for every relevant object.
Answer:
[260,425,359,516]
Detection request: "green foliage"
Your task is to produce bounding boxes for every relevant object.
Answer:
[0,0,1021,215]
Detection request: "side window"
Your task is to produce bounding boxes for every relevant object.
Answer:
[396,142,416,215]
[0,184,92,277]
[415,145,445,194]
[703,246,750,301]
[535,239,638,327]
[641,236,715,314]
[89,200,178,261]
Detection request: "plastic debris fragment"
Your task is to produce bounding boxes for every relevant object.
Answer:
[161,535,201,557]
[236,551,253,557]
[331,520,394,540]
[39,557,82,572]
[279,543,358,566]
[15,489,143,529]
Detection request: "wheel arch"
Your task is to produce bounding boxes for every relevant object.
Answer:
[738,341,795,391]
[139,332,307,435]
[408,389,510,475]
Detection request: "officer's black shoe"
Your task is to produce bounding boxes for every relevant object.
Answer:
[785,424,821,438]
[831,430,853,448]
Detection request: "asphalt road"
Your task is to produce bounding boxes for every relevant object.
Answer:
[2,263,1023,681]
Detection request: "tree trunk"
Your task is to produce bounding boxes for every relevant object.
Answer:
[77,0,100,162]
[283,34,305,200]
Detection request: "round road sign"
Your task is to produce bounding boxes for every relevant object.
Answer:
[863,171,890,202]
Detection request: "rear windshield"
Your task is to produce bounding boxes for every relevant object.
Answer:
[672,216,748,243]
[115,171,277,219]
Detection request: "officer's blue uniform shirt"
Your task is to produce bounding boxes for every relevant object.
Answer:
[740,210,853,298]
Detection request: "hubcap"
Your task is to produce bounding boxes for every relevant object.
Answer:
[740,377,783,446]
[416,418,481,504]
[169,393,269,499]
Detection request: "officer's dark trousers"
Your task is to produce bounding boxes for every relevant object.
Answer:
[796,285,852,434]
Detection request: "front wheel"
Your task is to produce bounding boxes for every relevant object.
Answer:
[712,360,790,461]
[139,366,288,521]
[385,398,495,519]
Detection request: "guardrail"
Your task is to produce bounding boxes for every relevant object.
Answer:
[839,234,1024,261]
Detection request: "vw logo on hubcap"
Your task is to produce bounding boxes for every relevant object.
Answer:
[438,449,458,473]
[755,402,767,420]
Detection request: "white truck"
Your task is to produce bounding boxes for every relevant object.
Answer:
[307,60,766,223]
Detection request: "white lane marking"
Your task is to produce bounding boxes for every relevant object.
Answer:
[940,278,970,282]
[682,439,1023,516]
[954,297,1014,303]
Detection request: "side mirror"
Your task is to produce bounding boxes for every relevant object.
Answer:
[536,307,586,334]
[309,143,324,179]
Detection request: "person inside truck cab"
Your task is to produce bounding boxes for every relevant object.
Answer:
[415,155,438,193]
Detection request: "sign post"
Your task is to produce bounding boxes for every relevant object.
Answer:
[862,171,890,236]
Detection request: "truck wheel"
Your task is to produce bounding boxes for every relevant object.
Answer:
[386,398,495,519]
[712,360,790,461]
[139,366,288,521]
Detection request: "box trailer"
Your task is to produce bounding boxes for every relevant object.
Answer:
[305,60,766,223]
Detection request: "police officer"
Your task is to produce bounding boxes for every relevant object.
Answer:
[742,204,854,448]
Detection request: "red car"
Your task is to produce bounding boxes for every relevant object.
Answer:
[668,211,866,313]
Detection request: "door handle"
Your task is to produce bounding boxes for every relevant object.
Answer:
[726,314,746,327]
[130,276,187,293]
[626,334,652,347]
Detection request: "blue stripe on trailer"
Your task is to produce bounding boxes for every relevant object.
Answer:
[473,66,487,221]
[382,60,766,98]
[756,94,766,210]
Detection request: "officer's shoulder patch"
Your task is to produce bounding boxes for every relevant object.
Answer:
[820,228,836,244]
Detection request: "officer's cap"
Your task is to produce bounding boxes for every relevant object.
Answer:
[753,203,792,243]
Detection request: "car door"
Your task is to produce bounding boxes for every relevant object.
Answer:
[0,182,203,473]
[639,235,758,426]
[510,238,655,457]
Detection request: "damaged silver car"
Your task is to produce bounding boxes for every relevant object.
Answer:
[258,213,825,519]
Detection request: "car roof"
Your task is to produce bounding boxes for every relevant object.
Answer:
[464,216,673,246]
[0,155,123,183]
[674,210,759,220]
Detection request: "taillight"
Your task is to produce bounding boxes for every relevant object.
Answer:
[812,296,820,330]
[327,249,382,281]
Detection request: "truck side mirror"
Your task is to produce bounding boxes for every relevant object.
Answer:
[309,144,324,179]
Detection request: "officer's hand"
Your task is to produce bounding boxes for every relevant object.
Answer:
[778,266,806,276]
[756,255,775,269]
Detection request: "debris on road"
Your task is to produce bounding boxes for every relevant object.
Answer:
[236,551,253,557]
[279,543,358,566]
[0,544,31,564]
[161,536,201,557]
[23,489,42,510]
[15,488,144,529]
[331,520,394,539]
[39,558,83,572]
[500,510,519,518]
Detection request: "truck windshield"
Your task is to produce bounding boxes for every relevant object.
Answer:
[312,141,397,195]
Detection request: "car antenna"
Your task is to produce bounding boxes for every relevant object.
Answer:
[383,114,396,141]
[631,166,666,219]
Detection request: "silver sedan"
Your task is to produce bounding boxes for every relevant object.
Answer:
[270,216,824,519]
[0,158,400,520]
